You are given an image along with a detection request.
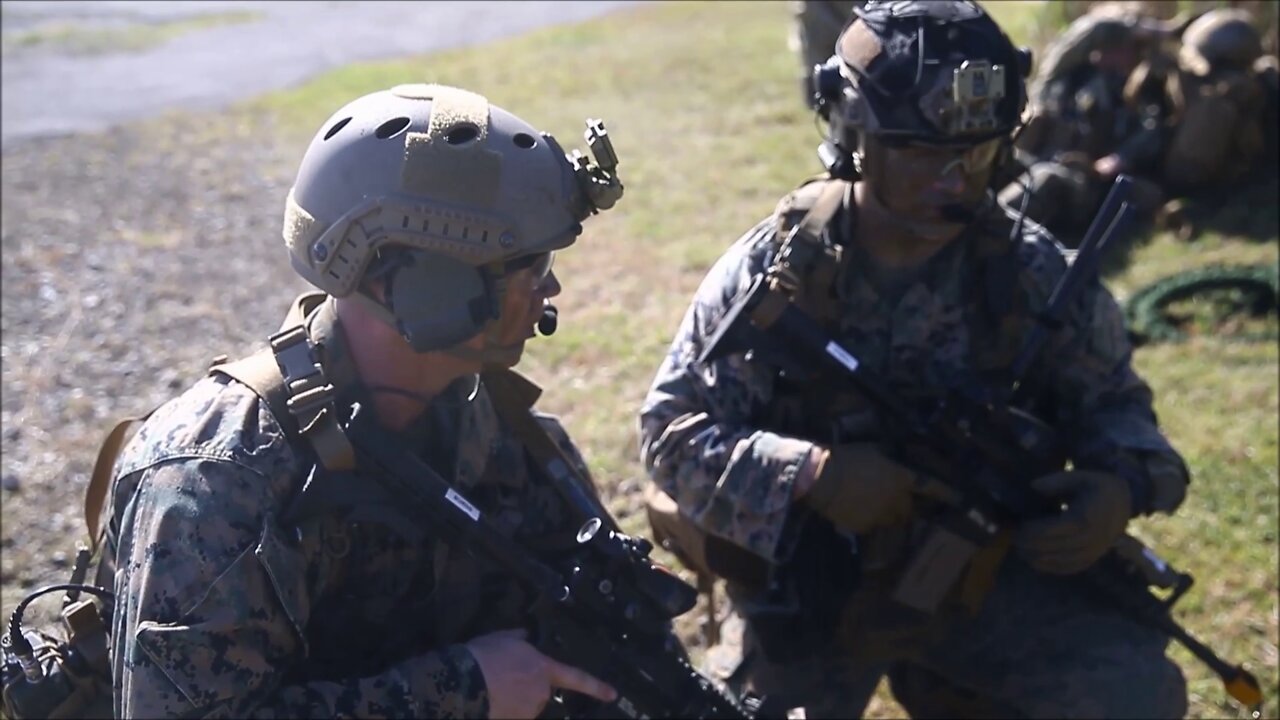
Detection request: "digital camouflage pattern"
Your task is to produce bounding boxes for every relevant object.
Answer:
[638,198,1191,715]
[722,552,1188,717]
[104,299,596,718]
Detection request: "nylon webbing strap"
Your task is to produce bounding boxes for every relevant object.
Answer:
[213,348,294,435]
[482,368,617,532]
[269,326,355,472]
[86,292,340,552]
[796,179,847,247]
[771,179,848,327]
[212,291,354,472]
[84,412,155,552]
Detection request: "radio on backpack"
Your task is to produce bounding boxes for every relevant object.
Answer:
[2,548,113,720]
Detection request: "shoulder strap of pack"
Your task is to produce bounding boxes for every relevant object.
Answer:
[84,413,153,552]
[83,292,348,552]
[482,367,616,532]
[214,291,355,473]
[770,176,849,325]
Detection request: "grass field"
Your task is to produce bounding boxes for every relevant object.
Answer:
[233,1,1279,717]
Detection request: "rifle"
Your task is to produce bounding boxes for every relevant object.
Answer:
[337,402,776,719]
[699,176,1263,715]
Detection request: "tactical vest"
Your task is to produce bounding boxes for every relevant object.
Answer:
[763,177,1033,444]
[5,292,609,719]
[645,176,1038,649]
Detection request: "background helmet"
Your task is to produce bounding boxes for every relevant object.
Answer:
[282,83,622,352]
[1179,8,1264,77]
[812,0,1031,160]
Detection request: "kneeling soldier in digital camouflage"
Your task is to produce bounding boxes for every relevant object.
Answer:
[640,1,1190,717]
[99,84,625,718]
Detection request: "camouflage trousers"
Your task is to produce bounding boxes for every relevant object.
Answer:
[714,554,1187,719]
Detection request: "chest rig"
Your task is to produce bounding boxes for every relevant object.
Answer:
[751,176,1041,626]
[762,175,1034,446]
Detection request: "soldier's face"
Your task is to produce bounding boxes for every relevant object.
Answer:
[479,254,561,366]
[863,137,999,220]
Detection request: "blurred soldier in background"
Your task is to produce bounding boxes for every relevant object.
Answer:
[1160,7,1277,197]
[791,1,865,106]
[998,2,1184,242]
[1001,2,1278,243]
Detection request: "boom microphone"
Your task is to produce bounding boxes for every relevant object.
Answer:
[537,303,559,336]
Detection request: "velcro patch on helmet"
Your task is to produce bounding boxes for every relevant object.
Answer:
[282,189,320,260]
[401,86,502,209]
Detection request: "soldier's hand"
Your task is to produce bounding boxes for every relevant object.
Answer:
[1015,470,1132,575]
[802,443,937,534]
[465,628,617,719]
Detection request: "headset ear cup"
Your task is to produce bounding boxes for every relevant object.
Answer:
[385,251,494,352]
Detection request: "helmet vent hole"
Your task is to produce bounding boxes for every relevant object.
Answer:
[513,132,537,149]
[375,117,412,140]
[444,123,481,146]
[323,117,352,141]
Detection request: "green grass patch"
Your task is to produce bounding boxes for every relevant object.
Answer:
[233,1,1278,717]
[0,9,264,56]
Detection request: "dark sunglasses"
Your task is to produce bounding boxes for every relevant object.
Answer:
[504,251,555,281]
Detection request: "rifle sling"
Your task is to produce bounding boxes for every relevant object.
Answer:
[482,367,616,532]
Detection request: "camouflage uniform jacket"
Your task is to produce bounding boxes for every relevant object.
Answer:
[104,299,596,718]
[638,199,1188,566]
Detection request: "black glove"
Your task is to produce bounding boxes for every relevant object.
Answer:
[1015,470,1132,575]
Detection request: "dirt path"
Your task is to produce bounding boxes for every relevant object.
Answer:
[1,0,634,147]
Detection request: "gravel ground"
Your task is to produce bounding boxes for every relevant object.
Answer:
[0,110,314,624]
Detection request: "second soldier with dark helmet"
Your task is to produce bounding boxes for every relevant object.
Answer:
[640,1,1192,717]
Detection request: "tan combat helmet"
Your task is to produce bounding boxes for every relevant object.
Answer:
[282,83,622,353]
[1179,8,1264,77]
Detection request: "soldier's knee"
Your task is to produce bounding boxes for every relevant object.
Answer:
[1084,655,1187,719]
[889,663,1021,719]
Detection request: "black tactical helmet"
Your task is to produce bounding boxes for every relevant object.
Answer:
[813,0,1032,155]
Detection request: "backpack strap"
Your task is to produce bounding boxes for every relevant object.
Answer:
[83,292,351,552]
[213,291,355,473]
[84,413,154,553]
[968,209,1033,388]
[770,177,850,326]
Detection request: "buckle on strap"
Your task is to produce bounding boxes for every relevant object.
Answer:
[271,326,320,385]
[267,324,355,471]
